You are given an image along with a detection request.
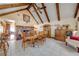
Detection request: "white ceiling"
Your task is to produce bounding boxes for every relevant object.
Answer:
[0,3,12,5]
[29,3,77,23]
[0,5,28,14]
[0,3,77,24]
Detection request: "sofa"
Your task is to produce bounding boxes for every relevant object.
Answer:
[66,31,79,52]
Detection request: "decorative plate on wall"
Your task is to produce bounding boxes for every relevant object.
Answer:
[23,14,30,23]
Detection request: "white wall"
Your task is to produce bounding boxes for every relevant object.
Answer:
[37,18,77,37]
[32,3,77,37]
[0,3,78,37]
[50,18,76,37]
[0,10,37,26]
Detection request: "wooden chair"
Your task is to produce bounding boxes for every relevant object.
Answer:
[21,32,27,48]
[0,33,9,56]
[36,31,45,45]
[22,30,37,48]
[41,31,47,42]
[21,30,47,48]
[30,31,37,47]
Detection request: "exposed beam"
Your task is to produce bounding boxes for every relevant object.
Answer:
[0,8,26,16]
[0,3,29,9]
[74,3,79,18]
[34,4,42,13]
[56,3,60,21]
[27,9,39,24]
[35,4,46,9]
[32,4,43,23]
[26,3,32,10]
[0,4,31,16]
[41,3,50,22]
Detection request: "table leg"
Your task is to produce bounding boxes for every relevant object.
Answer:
[66,42,67,46]
[77,47,79,53]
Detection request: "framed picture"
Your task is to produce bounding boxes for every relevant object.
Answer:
[23,14,30,23]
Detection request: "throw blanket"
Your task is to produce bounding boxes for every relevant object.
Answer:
[70,36,79,41]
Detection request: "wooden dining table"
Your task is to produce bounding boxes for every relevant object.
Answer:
[22,31,48,48]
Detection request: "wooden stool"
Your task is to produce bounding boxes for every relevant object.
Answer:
[22,32,27,48]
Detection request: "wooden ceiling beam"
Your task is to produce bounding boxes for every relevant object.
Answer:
[0,8,26,16]
[0,3,29,9]
[56,3,60,21]
[41,3,50,22]
[26,3,33,10]
[0,4,31,16]
[74,3,79,18]
[27,9,39,24]
[32,4,43,23]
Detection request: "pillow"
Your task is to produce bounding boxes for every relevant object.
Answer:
[72,31,78,36]
[76,31,79,36]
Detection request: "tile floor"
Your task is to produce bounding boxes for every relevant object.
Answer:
[0,38,79,56]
